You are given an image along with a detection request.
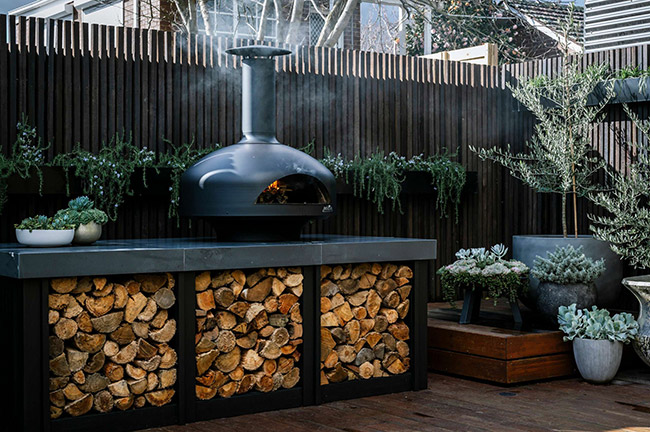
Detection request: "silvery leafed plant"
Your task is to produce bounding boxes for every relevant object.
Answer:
[531,245,604,323]
[438,244,529,306]
[558,303,638,384]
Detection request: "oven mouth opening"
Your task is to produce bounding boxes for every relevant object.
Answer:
[256,174,331,205]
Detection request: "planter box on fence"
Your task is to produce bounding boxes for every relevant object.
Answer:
[0,235,435,432]
[7,168,478,198]
[587,77,650,106]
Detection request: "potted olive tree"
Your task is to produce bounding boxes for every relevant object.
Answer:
[558,304,638,384]
[55,196,109,244]
[532,245,604,323]
[15,215,75,247]
[470,16,621,307]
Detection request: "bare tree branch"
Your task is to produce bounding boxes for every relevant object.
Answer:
[322,0,359,47]
[285,0,305,43]
[256,0,273,40]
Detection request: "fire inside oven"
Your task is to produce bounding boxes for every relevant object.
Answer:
[256,174,331,205]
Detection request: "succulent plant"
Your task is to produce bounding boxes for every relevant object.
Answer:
[558,304,638,343]
[55,196,108,227]
[532,245,605,285]
[68,196,95,212]
[15,215,75,232]
[439,244,529,306]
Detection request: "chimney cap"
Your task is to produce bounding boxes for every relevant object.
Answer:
[226,45,291,59]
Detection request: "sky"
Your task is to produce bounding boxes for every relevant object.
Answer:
[0,0,30,15]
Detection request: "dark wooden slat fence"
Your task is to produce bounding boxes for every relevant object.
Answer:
[1,15,648,301]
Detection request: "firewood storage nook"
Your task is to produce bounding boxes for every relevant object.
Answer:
[0,235,435,432]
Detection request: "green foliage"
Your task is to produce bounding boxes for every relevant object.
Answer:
[558,304,638,343]
[53,134,156,221]
[438,244,529,306]
[0,114,49,214]
[320,149,402,213]
[471,50,612,237]
[158,139,217,222]
[612,66,650,80]
[404,1,527,64]
[532,245,605,285]
[15,214,75,231]
[55,196,109,227]
[590,106,650,269]
[320,149,466,217]
[350,151,404,213]
[392,152,466,220]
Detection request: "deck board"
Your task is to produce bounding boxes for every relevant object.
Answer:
[140,372,650,431]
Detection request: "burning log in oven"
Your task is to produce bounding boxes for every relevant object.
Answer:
[257,180,290,204]
[256,174,331,205]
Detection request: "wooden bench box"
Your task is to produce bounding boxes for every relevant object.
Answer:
[427,316,575,384]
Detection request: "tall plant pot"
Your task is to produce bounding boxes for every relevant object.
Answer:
[573,338,623,384]
[622,276,650,367]
[513,235,623,307]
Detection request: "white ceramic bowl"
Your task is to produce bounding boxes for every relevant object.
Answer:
[16,229,75,247]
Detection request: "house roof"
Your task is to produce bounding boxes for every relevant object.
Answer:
[505,0,585,44]
[9,0,117,18]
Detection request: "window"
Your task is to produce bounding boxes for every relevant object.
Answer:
[198,0,277,40]
[309,12,325,46]
[360,0,403,53]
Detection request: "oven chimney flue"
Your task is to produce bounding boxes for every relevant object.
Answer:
[227,46,291,144]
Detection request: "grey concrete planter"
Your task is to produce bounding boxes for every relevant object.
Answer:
[622,276,650,367]
[513,235,623,307]
[573,338,622,384]
[536,282,597,324]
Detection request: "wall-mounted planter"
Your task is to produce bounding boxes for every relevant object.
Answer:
[7,169,478,198]
[587,77,650,106]
[335,171,478,196]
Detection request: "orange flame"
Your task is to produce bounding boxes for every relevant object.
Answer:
[266,180,280,192]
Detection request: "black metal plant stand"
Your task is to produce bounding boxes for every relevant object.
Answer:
[459,288,523,329]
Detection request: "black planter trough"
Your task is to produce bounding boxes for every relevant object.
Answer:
[587,77,650,106]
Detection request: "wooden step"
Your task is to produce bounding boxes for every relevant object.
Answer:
[427,315,575,384]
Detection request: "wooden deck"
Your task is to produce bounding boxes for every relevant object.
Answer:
[141,371,650,431]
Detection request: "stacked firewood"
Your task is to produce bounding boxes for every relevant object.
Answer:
[195,267,303,400]
[48,274,177,418]
[320,263,411,384]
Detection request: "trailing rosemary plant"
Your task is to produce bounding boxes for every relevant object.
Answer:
[53,134,156,220]
[320,148,466,217]
[158,139,217,221]
[0,114,49,214]
[321,149,403,212]
[392,152,466,220]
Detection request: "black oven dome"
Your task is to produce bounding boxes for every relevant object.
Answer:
[179,143,336,218]
[178,45,336,241]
